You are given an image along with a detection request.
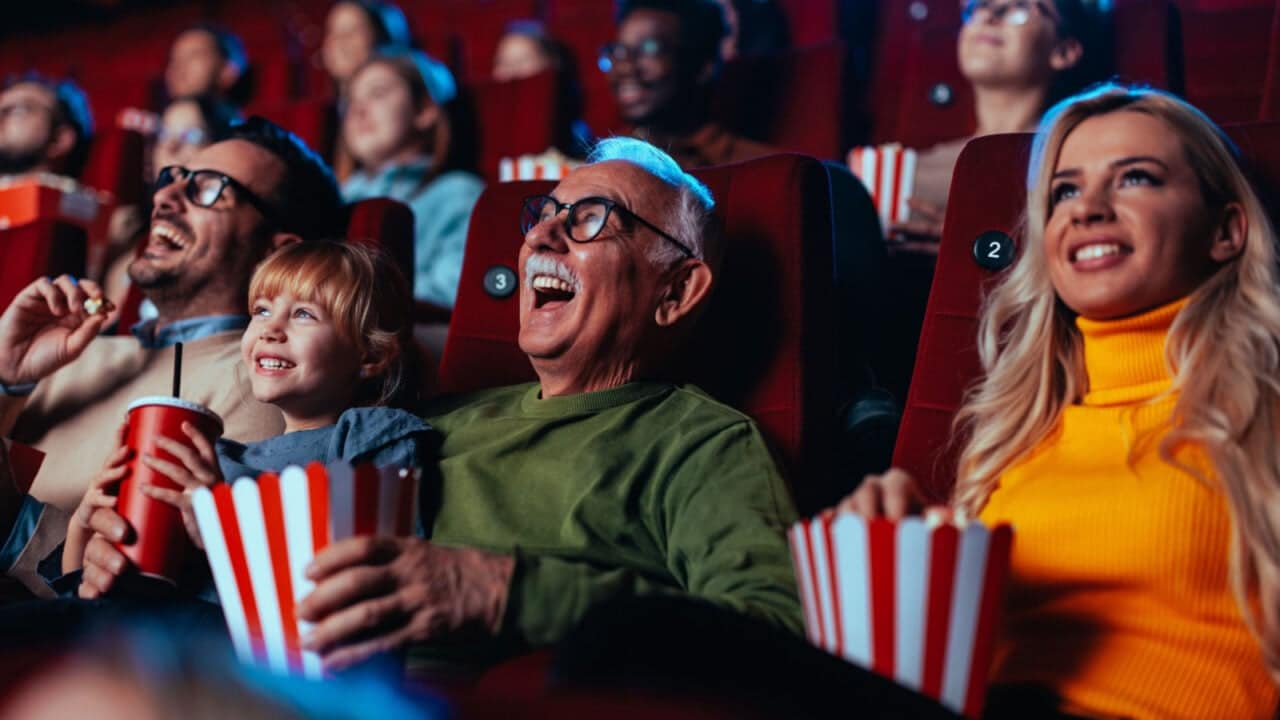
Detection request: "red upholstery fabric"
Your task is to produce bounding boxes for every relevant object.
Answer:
[546,1,620,137]
[82,124,148,205]
[1179,1,1278,123]
[714,42,846,160]
[892,122,1280,501]
[891,134,1031,501]
[1113,0,1179,91]
[0,222,88,310]
[250,97,337,155]
[868,0,971,148]
[470,70,564,182]
[1258,2,1280,120]
[345,197,415,286]
[777,0,838,46]
[439,154,838,508]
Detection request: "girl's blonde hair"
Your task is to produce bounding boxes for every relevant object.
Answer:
[952,82,1280,681]
[248,240,421,410]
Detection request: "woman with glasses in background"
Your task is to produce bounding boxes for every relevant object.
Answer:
[855,0,1105,253]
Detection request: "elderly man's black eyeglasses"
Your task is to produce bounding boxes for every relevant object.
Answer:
[155,165,282,225]
[520,194,695,259]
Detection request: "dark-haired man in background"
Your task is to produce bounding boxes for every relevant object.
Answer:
[0,118,344,599]
[166,25,250,107]
[0,75,94,180]
[602,0,775,169]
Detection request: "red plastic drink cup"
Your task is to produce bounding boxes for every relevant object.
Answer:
[114,396,223,584]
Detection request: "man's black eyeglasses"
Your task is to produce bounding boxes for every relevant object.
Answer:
[155,165,282,225]
[520,194,695,259]
[598,38,670,73]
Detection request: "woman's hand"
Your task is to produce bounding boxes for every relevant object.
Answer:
[887,198,945,256]
[836,468,926,520]
[65,421,131,573]
[138,421,223,549]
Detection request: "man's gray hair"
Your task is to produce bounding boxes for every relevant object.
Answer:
[586,137,719,267]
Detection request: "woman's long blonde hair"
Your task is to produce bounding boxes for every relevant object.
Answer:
[952,82,1280,680]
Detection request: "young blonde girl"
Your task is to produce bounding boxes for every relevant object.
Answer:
[67,241,430,584]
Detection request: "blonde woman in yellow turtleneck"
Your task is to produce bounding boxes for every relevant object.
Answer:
[836,83,1280,718]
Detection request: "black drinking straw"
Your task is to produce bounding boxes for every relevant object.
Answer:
[172,342,183,398]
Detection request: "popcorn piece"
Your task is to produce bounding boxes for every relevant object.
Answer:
[83,297,109,316]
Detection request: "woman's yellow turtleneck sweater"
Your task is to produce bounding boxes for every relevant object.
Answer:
[979,298,1277,719]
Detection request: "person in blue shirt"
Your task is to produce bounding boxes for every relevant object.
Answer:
[341,50,485,311]
[68,240,432,593]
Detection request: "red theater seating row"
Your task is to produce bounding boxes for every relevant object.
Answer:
[867,0,1280,149]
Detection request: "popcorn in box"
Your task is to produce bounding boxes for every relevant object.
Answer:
[193,460,419,678]
[789,513,1012,718]
[847,144,919,233]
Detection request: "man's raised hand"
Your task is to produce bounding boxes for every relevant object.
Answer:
[0,275,112,386]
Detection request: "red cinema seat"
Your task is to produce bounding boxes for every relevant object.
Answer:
[1112,0,1179,90]
[546,1,621,136]
[1257,2,1280,120]
[891,133,1031,502]
[1179,1,1278,123]
[250,97,337,157]
[776,0,838,47]
[713,42,846,160]
[439,153,839,510]
[892,121,1280,501]
[81,114,149,204]
[868,0,971,149]
[345,197,415,286]
[0,177,110,311]
[469,70,565,182]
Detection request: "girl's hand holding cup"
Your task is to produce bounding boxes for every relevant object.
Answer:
[64,421,131,573]
[138,421,224,549]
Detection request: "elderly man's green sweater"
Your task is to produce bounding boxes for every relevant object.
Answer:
[421,380,803,657]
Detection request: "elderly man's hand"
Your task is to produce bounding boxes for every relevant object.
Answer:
[0,276,112,386]
[297,537,516,671]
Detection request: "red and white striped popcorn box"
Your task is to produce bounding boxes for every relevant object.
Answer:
[498,154,580,182]
[788,513,1013,718]
[193,460,419,678]
[847,144,919,234]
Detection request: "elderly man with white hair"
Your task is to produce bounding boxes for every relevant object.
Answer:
[295,137,801,672]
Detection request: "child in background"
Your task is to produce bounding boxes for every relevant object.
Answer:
[66,241,432,579]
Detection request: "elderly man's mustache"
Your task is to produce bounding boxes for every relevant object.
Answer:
[525,253,582,294]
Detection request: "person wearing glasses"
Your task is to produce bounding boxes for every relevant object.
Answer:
[104,95,243,323]
[0,117,342,600]
[341,50,484,312]
[601,0,775,170]
[294,137,801,673]
[0,74,93,180]
[855,0,1102,253]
